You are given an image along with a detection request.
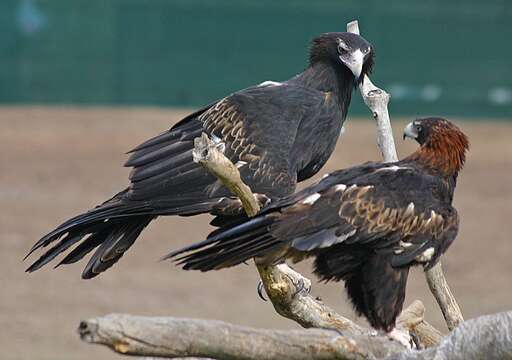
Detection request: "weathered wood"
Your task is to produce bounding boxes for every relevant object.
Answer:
[396,300,444,348]
[425,263,464,330]
[193,133,260,217]
[391,311,512,360]
[78,314,406,360]
[347,19,464,333]
[192,130,443,348]
[256,263,366,335]
[79,311,512,360]
[193,131,366,335]
[347,20,397,163]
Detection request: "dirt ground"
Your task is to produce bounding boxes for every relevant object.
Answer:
[0,107,511,360]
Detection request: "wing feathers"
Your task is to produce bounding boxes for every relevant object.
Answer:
[129,149,194,182]
[166,215,277,270]
[26,233,86,272]
[127,114,205,154]
[125,141,192,168]
[56,229,110,266]
[81,217,151,279]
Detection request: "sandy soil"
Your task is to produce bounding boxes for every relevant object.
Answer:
[1,107,511,360]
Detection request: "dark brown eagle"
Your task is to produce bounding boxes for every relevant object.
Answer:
[26,32,374,279]
[168,117,469,337]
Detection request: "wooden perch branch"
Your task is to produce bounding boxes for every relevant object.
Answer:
[425,263,464,330]
[392,311,512,360]
[79,311,512,359]
[396,300,443,348]
[193,133,260,217]
[347,20,464,332]
[255,263,366,335]
[79,314,405,360]
[194,132,366,336]
[192,127,442,347]
[346,20,397,163]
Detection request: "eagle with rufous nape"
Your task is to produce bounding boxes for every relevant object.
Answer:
[167,117,469,347]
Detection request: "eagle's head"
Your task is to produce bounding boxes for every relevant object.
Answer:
[309,32,374,82]
[404,117,470,177]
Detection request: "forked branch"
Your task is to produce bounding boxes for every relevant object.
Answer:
[193,132,366,335]
[193,131,441,347]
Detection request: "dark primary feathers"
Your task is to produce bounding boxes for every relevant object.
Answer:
[26,32,374,279]
[168,117,469,332]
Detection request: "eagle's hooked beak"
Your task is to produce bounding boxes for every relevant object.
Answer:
[403,122,418,140]
[339,48,364,79]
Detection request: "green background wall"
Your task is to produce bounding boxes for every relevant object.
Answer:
[1,0,511,117]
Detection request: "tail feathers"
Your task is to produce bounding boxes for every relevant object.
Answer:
[27,215,152,278]
[165,214,279,271]
[315,246,409,331]
[314,245,368,282]
[26,203,127,258]
[26,228,103,272]
[57,228,111,266]
[25,194,154,278]
[27,186,226,277]
[80,217,152,279]
[346,253,409,332]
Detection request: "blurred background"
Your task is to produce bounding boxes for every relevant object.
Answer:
[1,0,511,116]
[0,1,511,360]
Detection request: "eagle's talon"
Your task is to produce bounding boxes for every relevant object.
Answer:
[291,277,311,297]
[257,280,267,301]
[410,330,422,349]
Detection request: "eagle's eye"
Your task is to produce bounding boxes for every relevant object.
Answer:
[337,39,349,54]
[415,124,423,133]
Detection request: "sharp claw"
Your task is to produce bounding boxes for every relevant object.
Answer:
[292,278,304,297]
[410,330,422,350]
[257,280,267,302]
[291,277,311,297]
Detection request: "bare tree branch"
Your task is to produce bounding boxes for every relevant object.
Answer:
[193,132,367,336]
[255,263,366,335]
[424,263,464,330]
[346,20,397,163]
[193,133,260,217]
[78,313,405,360]
[79,311,512,360]
[346,19,464,332]
[192,130,443,348]
[390,311,512,360]
[396,300,443,348]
